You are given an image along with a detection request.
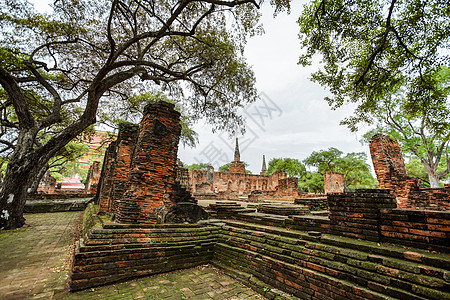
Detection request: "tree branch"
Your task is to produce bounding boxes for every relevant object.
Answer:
[0,67,35,130]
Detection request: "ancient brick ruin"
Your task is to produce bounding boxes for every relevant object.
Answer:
[190,139,312,201]
[323,171,345,193]
[36,170,56,194]
[370,133,450,210]
[70,114,449,299]
[96,101,194,223]
[84,161,101,193]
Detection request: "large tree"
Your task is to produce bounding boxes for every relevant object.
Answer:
[298,0,449,188]
[266,157,306,178]
[363,89,450,187]
[298,0,449,124]
[0,0,290,229]
[304,148,377,189]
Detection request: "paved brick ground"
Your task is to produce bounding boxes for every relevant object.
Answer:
[0,212,264,300]
[65,266,264,300]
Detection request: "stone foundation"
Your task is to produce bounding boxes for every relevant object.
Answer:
[70,203,450,299]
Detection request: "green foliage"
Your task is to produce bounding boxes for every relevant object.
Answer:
[298,0,449,132]
[48,141,90,181]
[219,162,252,174]
[304,148,377,189]
[360,67,450,187]
[303,148,342,174]
[405,157,449,188]
[99,92,199,148]
[185,163,211,172]
[266,158,306,178]
[298,172,324,193]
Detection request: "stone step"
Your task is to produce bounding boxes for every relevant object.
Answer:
[222,220,450,272]
[217,225,449,300]
[213,242,405,300]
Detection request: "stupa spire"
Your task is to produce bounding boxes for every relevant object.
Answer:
[234,137,240,161]
[261,155,267,174]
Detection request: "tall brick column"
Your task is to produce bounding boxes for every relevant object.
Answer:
[97,141,117,213]
[109,123,139,217]
[85,161,101,193]
[117,101,181,223]
[369,134,420,206]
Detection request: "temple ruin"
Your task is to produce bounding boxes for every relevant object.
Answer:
[68,106,449,300]
[370,133,450,210]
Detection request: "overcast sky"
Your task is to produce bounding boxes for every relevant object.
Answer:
[178,1,371,173]
[32,0,373,174]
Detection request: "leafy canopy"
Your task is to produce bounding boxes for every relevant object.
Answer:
[219,162,252,174]
[304,148,377,189]
[266,157,306,178]
[298,0,450,131]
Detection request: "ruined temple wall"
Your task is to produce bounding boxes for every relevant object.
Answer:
[37,170,56,194]
[404,187,450,211]
[229,160,245,174]
[190,170,286,195]
[85,161,101,193]
[369,134,414,204]
[116,101,181,223]
[324,171,345,193]
[369,134,448,210]
[109,123,139,216]
[267,170,287,190]
[248,177,304,201]
[97,141,117,213]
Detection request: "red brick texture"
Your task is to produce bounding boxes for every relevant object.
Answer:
[96,141,117,213]
[370,134,449,210]
[328,189,397,241]
[108,123,139,216]
[36,170,56,194]
[190,169,287,196]
[70,214,450,299]
[379,208,449,252]
[229,160,246,174]
[85,161,101,193]
[116,101,182,224]
[324,171,344,193]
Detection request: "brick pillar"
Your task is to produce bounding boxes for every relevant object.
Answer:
[117,101,181,223]
[324,171,345,193]
[369,134,420,206]
[85,161,101,193]
[109,123,139,217]
[97,141,117,213]
[328,189,397,241]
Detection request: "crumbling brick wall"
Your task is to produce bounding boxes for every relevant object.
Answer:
[324,171,344,193]
[369,133,448,210]
[116,101,182,223]
[108,123,139,216]
[229,160,246,174]
[96,141,117,213]
[404,187,450,211]
[85,161,101,193]
[37,170,56,194]
[190,169,287,197]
